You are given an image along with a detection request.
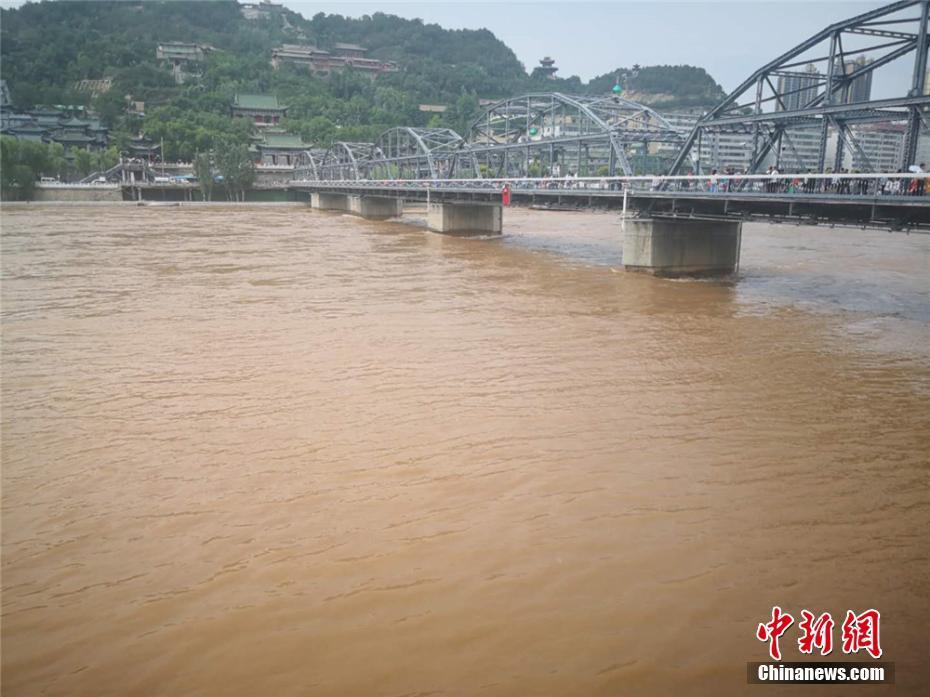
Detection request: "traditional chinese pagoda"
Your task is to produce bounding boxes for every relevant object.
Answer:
[251,129,309,166]
[231,94,287,127]
[0,107,108,151]
[538,56,558,80]
[124,135,161,161]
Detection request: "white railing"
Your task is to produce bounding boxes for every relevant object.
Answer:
[35,182,121,189]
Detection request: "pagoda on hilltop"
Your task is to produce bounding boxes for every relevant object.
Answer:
[538,56,558,80]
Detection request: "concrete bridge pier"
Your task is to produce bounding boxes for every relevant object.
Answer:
[622,216,742,277]
[427,202,502,235]
[311,192,349,211]
[348,195,404,220]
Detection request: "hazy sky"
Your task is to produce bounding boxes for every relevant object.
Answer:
[0,1,911,97]
[279,1,896,91]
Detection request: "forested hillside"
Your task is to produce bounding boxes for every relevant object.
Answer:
[0,0,727,160]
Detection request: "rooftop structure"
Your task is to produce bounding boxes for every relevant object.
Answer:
[0,107,108,151]
[156,42,215,84]
[271,43,397,77]
[333,43,367,58]
[271,44,330,69]
[251,129,309,166]
[125,135,161,160]
[231,94,288,127]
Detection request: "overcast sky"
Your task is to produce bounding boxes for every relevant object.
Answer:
[0,1,911,96]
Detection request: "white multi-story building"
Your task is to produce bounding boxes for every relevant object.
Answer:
[845,125,904,171]
[657,111,905,173]
[658,112,754,171]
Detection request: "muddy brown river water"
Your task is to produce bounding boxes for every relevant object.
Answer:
[2,204,929,696]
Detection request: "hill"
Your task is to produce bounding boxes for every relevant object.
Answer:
[0,0,727,160]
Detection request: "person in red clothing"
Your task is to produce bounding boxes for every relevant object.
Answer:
[501,182,511,206]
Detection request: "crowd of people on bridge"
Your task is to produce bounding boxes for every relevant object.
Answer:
[660,164,929,197]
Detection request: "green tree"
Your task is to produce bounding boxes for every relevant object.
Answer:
[193,151,215,201]
[74,149,93,176]
[93,89,128,129]
[213,141,255,201]
[91,146,120,174]
[0,137,64,199]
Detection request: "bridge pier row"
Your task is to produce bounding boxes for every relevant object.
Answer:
[427,202,502,235]
[622,216,742,278]
[347,195,404,220]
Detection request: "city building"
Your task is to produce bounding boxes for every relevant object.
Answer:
[155,42,215,84]
[231,94,288,127]
[271,43,397,77]
[659,109,907,173]
[538,57,558,80]
[775,63,821,111]
[837,55,873,103]
[658,112,755,171]
[846,124,904,171]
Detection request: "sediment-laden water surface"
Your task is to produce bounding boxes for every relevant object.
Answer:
[2,204,929,696]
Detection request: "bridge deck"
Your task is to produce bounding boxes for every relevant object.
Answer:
[293,181,930,229]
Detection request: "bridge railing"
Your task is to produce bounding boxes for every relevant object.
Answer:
[293,173,930,197]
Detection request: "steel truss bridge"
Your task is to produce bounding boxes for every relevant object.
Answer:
[295,1,929,188]
[295,93,686,182]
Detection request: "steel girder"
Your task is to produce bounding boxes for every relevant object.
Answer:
[294,149,327,180]
[668,0,930,175]
[370,127,464,179]
[318,142,384,180]
[457,92,683,177]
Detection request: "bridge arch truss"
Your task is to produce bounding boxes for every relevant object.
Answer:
[453,92,686,178]
[369,127,465,179]
[318,142,384,181]
[668,0,930,175]
[300,93,686,181]
[294,149,328,181]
